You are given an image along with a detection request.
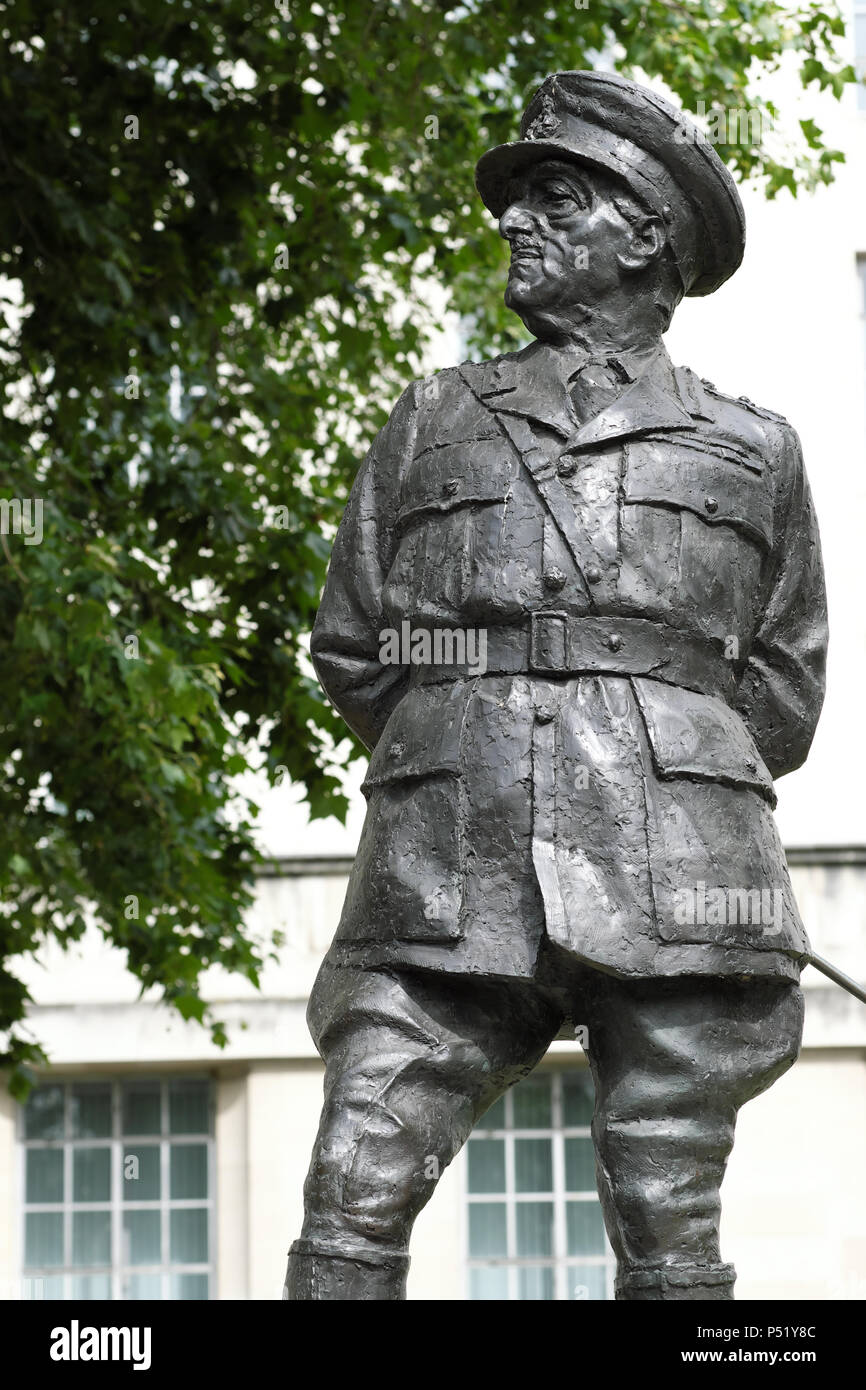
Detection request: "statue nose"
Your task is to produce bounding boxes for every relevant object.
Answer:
[499,202,534,237]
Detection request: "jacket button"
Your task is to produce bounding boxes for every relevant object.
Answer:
[443,478,459,496]
[557,457,577,478]
[704,495,719,514]
[606,632,622,652]
[543,567,566,591]
[389,740,405,758]
[536,705,556,724]
[585,565,602,584]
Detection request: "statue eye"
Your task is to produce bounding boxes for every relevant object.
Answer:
[540,183,579,207]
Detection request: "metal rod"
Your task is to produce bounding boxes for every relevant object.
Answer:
[805,953,866,1007]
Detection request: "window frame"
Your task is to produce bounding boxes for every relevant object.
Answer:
[462,1064,616,1301]
[18,1075,216,1301]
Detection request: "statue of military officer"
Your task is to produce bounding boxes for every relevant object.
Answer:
[286,70,827,1301]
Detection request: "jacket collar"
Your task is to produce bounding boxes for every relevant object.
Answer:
[478,339,699,451]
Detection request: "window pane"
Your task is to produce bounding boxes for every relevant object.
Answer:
[515,1138,552,1193]
[125,1273,162,1300]
[122,1082,161,1136]
[123,1210,161,1266]
[516,1201,553,1257]
[170,1143,208,1200]
[468,1203,507,1257]
[170,1208,208,1263]
[168,1081,209,1135]
[477,1096,505,1130]
[72,1210,111,1266]
[512,1076,551,1129]
[567,1263,608,1301]
[171,1273,209,1300]
[467,1139,505,1194]
[518,1265,554,1300]
[24,1274,64,1300]
[122,1144,161,1202]
[565,1136,596,1192]
[25,1086,65,1141]
[26,1148,63,1203]
[72,1273,111,1300]
[25,1212,63,1267]
[469,1266,508,1300]
[566,1200,607,1256]
[73,1147,111,1202]
[464,1067,614,1300]
[70,1084,112,1139]
[562,1071,594,1127]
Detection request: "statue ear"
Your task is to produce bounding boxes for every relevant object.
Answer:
[616,214,667,273]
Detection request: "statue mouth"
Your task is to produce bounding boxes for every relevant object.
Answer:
[509,245,542,265]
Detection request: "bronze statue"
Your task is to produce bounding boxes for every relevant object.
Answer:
[286,70,828,1301]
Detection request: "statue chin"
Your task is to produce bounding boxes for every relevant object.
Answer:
[506,271,594,322]
[504,279,549,325]
[504,288,580,343]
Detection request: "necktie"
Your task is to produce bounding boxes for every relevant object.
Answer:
[568,358,630,425]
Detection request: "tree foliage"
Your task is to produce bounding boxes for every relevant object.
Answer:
[0,0,854,1089]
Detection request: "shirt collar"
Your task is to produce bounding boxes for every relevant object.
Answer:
[553,340,662,386]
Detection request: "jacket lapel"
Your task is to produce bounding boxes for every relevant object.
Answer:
[478,342,577,439]
[560,348,695,454]
[479,341,698,451]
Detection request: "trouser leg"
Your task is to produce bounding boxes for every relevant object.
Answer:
[578,974,804,1301]
[286,961,562,1300]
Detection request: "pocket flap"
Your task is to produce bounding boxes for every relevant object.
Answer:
[398,440,512,529]
[633,677,775,804]
[363,682,469,791]
[624,438,773,549]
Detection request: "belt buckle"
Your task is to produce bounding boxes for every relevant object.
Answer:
[530,612,569,673]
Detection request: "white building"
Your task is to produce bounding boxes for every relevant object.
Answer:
[2,33,866,1301]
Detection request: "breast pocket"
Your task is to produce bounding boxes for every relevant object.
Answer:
[397,439,514,531]
[624,436,772,546]
[392,441,519,616]
[623,437,773,626]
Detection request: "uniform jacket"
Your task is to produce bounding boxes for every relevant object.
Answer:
[310,340,828,981]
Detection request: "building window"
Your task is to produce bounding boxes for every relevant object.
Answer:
[20,1077,214,1300]
[465,1066,615,1300]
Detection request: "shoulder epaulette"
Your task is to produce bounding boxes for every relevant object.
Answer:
[700,378,790,428]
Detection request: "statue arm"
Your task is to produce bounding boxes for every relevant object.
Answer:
[310,383,418,752]
[732,423,828,780]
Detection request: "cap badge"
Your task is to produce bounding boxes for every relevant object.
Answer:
[525,90,561,140]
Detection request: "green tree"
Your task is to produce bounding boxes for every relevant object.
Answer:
[0,0,855,1091]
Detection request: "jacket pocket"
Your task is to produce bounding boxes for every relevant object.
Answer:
[362,682,470,791]
[632,677,776,805]
[624,438,773,551]
[397,440,513,532]
[341,684,471,945]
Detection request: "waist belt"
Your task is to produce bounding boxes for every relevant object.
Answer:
[408,613,736,701]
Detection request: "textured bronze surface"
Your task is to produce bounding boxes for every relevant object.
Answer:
[286,70,827,1302]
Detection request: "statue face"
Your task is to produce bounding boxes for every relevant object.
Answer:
[499,159,647,334]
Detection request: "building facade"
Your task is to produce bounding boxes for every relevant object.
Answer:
[2,848,866,1302]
